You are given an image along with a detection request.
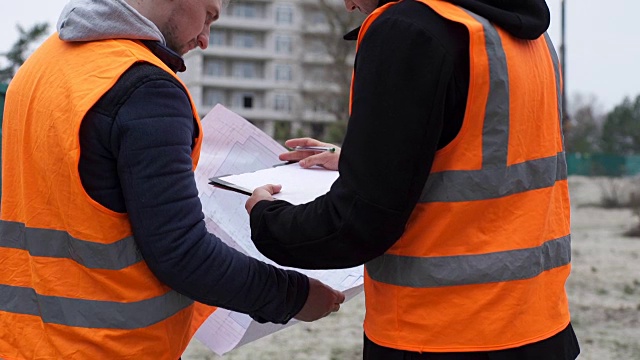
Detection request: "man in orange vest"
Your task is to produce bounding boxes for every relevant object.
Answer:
[0,0,345,358]
[245,0,580,359]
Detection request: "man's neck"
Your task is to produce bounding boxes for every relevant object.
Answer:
[124,0,171,30]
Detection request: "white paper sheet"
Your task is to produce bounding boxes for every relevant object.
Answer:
[193,104,364,355]
[218,163,339,205]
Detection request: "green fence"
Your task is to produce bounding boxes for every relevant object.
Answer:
[0,83,6,117]
[566,153,640,177]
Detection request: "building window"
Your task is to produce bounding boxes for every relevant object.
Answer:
[238,94,254,109]
[275,64,292,82]
[308,40,327,55]
[209,29,225,46]
[232,3,258,18]
[307,66,327,82]
[312,100,328,112]
[243,95,253,108]
[275,35,292,54]
[275,6,293,25]
[310,11,326,25]
[233,32,258,48]
[233,61,259,79]
[233,92,256,109]
[313,103,325,112]
[274,94,292,112]
[203,88,225,107]
[204,59,225,76]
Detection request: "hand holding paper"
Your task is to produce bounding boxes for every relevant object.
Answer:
[294,278,346,322]
[245,183,281,214]
[217,163,339,206]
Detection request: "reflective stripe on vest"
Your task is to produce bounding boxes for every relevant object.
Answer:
[367,235,570,287]
[0,220,194,329]
[0,220,141,270]
[0,284,192,330]
[365,10,569,288]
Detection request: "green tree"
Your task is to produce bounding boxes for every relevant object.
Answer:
[0,22,50,82]
[600,95,640,155]
[564,94,604,153]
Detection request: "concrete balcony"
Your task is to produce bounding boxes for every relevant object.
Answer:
[197,76,276,90]
[301,53,334,64]
[214,17,274,31]
[202,45,273,60]
[198,104,336,123]
[232,107,297,122]
[301,81,341,92]
[301,110,338,123]
[198,106,295,122]
[300,23,332,34]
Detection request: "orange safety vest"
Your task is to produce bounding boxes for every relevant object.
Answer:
[356,0,572,352]
[0,35,215,359]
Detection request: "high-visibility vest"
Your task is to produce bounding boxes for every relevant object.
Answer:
[0,35,215,359]
[357,0,572,352]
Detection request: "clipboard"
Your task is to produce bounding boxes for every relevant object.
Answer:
[208,163,339,205]
[209,176,252,196]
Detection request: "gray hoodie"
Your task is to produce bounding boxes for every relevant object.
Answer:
[57,0,166,44]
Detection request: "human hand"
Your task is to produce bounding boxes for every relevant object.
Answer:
[280,138,341,171]
[294,278,346,322]
[245,184,281,214]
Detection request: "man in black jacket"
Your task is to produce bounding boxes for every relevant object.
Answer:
[246,0,581,359]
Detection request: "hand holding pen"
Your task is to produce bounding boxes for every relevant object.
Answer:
[279,137,341,171]
[292,145,336,153]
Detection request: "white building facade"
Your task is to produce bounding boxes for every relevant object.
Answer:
[180,0,359,141]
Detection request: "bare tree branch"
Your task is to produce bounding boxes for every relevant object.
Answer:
[298,0,364,143]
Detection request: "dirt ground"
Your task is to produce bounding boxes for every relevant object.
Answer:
[183,176,640,360]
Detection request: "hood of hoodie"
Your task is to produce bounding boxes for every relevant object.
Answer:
[352,0,550,40]
[449,0,550,39]
[57,0,166,44]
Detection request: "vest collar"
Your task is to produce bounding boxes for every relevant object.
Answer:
[141,40,186,73]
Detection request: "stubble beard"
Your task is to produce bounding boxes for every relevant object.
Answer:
[160,20,188,56]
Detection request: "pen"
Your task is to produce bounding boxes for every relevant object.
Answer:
[293,146,336,153]
[272,160,298,167]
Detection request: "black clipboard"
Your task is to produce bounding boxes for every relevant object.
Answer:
[208,176,252,196]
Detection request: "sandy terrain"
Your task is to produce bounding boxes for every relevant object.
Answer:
[183,176,640,360]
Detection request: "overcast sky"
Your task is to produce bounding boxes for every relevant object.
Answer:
[2,0,637,113]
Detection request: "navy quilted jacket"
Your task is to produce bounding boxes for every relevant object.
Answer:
[78,41,308,324]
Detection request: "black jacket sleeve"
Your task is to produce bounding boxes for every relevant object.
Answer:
[250,3,466,269]
[79,64,308,324]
